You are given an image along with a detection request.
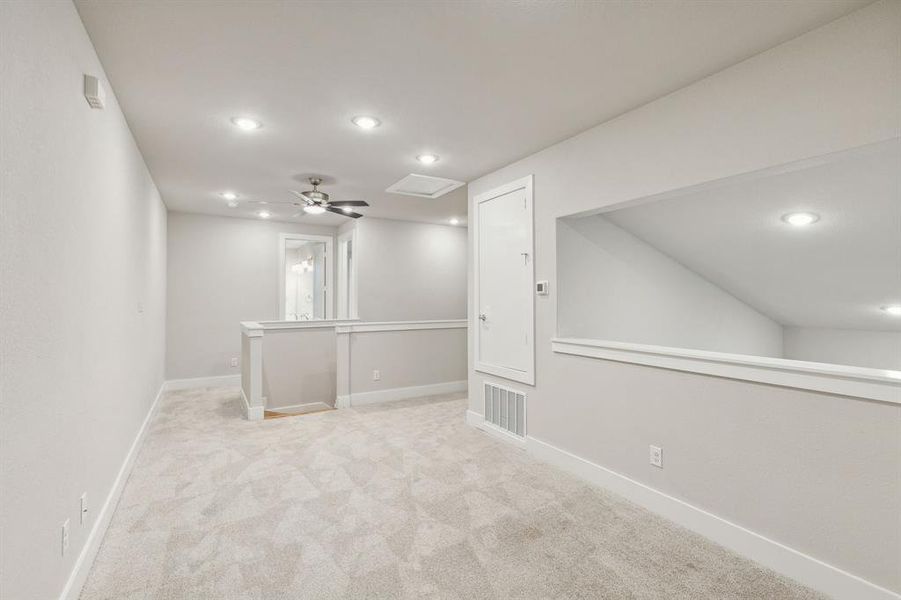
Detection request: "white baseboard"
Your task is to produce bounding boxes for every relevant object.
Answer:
[464,410,897,600]
[59,382,165,600]
[348,380,467,407]
[265,401,333,414]
[526,434,898,600]
[336,394,350,409]
[241,387,263,421]
[164,374,240,391]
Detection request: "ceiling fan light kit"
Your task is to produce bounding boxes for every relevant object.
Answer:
[286,177,370,219]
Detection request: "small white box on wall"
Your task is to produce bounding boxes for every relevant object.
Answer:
[83,74,105,109]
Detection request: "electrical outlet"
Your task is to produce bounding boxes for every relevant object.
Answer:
[61,519,70,555]
[372,370,380,381]
[137,302,144,313]
[649,445,663,468]
[230,357,239,368]
[80,493,88,525]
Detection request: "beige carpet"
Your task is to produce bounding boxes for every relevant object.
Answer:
[80,387,824,600]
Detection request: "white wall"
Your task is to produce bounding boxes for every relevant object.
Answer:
[0,3,168,599]
[355,218,467,321]
[468,1,900,594]
[558,215,783,357]
[784,327,901,371]
[262,328,337,410]
[168,214,468,380]
[348,328,467,393]
[166,212,336,380]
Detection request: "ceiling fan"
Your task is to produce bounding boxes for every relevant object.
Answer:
[287,177,369,219]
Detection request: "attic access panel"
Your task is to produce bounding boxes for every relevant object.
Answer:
[386,174,465,199]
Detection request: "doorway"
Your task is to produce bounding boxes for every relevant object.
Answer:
[279,233,333,320]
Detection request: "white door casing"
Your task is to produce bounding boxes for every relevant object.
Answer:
[474,175,535,385]
[336,228,357,319]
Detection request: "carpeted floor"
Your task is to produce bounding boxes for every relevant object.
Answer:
[80,388,824,599]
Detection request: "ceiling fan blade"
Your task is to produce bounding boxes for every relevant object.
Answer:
[327,200,369,207]
[326,206,363,219]
[288,190,314,204]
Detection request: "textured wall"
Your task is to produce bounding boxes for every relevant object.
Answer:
[348,328,467,393]
[0,3,168,598]
[784,326,901,371]
[166,212,336,379]
[558,215,784,356]
[355,218,468,321]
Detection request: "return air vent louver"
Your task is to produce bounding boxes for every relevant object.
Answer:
[386,174,465,199]
[484,382,526,437]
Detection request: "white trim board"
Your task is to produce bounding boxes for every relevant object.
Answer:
[464,411,898,600]
[240,319,460,334]
[241,319,359,333]
[336,319,467,333]
[264,401,333,414]
[345,380,466,407]
[59,383,165,600]
[241,387,264,421]
[473,174,536,386]
[164,374,241,391]
[552,337,901,404]
[336,228,358,320]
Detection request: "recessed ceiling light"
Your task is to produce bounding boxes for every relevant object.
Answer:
[449,218,459,225]
[303,205,326,215]
[417,154,439,165]
[352,115,380,130]
[231,116,262,131]
[881,305,901,316]
[257,210,270,219]
[781,212,819,227]
[220,191,238,201]
[226,200,239,208]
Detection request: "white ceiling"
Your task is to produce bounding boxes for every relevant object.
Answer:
[603,139,901,332]
[75,0,870,227]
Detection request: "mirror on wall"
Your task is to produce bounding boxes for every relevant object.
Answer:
[556,139,901,372]
[279,234,332,321]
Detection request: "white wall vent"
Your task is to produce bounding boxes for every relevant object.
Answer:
[386,174,465,199]
[484,382,526,437]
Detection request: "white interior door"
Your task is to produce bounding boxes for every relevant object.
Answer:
[475,175,534,384]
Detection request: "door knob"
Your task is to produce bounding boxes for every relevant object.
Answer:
[479,313,487,321]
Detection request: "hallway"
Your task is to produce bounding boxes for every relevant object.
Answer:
[82,389,821,599]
